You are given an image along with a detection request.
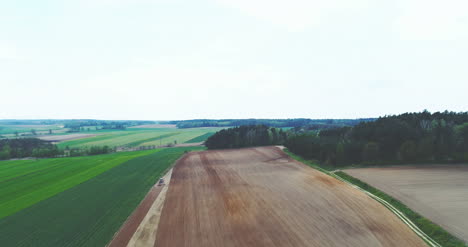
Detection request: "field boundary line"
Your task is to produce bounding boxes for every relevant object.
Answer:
[107,148,201,247]
[330,171,441,247]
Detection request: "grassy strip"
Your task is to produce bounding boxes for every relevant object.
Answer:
[0,151,153,219]
[334,171,467,247]
[0,146,203,247]
[283,149,334,173]
[125,132,179,147]
[184,132,215,143]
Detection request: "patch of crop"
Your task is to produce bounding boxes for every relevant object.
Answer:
[0,146,203,247]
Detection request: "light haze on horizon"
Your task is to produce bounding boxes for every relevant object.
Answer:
[1,0,467,120]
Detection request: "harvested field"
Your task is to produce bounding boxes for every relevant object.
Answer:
[345,165,468,243]
[36,133,98,142]
[154,146,426,247]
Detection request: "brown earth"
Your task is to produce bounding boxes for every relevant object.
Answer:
[345,165,468,243]
[154,146,426,247]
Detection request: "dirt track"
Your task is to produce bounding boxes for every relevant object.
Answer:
[109,181,165,247]
[154,147,426,247]
[345,165,468,243]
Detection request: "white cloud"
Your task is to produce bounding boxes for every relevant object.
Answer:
[394,0,468,40]
[0,42,23,61]
[216,0,371,31]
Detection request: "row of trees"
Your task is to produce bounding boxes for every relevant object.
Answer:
[0,138,116,160]
[285,111,468,167]
[168,118,374,129]
[64,120,155,132]
[0,138,60,160]
[205,125,287,149]
[65,145,112,157]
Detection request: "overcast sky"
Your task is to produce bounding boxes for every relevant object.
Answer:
[1,0,467,120]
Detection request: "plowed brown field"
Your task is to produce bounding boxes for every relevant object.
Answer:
[345,165,468,243]
[154,146,426,247]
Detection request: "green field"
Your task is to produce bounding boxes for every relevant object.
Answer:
[57,127,223,148]
[185,132,215,143]
[0,146,202,247]
[0,150,154,219]
[0,124,63,135]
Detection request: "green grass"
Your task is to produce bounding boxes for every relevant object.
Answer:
[334,171,467,247]
[125,133,180,147]
[0,146,203,247]
[184,132,215,143]
[283,149,335,173]
[0,124,63,135]
[0,150,154,219]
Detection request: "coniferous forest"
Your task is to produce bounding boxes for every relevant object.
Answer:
[205,125,287,149]
[285,111,468,166]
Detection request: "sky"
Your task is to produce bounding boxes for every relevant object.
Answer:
[0,0,467,120]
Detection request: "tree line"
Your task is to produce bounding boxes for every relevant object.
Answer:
[165,118,374,129]
[64,120,155,132]
[0,138,113,160]
[0,138,60,160]
[205,125,287,149]
[285,111,468,167]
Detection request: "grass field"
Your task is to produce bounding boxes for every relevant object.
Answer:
[0,146,202,247]
[56,127,223,148]
[0,124,63,135]
[0,150,155,219]
[185,132,215,143]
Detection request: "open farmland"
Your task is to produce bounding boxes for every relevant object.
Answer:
[0,150,152,218]
[57,127,223,148]
[345,165,468,243]
[0,146,202,247]
[36,133,99,142]
[0,124,64,136]
[154,146,426,247]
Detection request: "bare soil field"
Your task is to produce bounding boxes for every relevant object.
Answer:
[36,133,98,142]
[154,147,426,247]
[345,165,468,243]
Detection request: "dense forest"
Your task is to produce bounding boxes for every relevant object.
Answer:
[166,118,374,129]
[285,111,468,167]
[205,125,287,149]
[0,138,60,160]
[0,138,113,160]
